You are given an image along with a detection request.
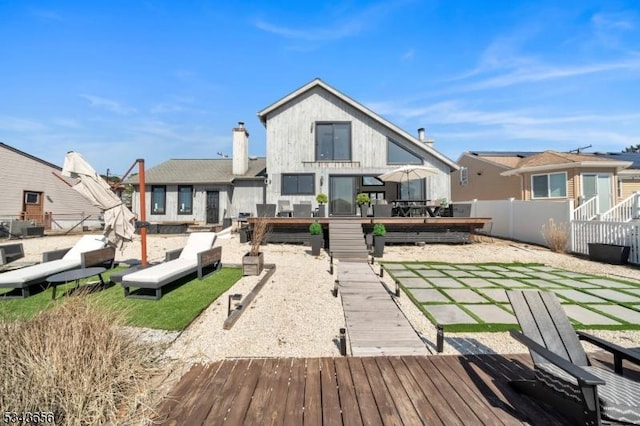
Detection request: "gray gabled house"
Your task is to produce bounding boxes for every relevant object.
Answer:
[128,124,266,225]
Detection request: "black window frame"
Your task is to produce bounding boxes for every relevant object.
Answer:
[387,138,423,165]
[281,173,315,195]
[315,122,352,161]
[151,185,167,215]
[177,185,193,215]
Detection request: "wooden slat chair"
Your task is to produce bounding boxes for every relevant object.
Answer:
[507,290,640,425]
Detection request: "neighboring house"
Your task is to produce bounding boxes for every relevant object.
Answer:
[257,78,458,216]
[452,150,636,212]
[128,125,267,225]
[0,142,102,231]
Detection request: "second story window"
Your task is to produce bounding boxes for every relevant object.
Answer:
[387,138,422,164]
[316,122,351,161]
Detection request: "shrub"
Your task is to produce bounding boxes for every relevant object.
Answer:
[373,223,387,236]
[356,193,370,205]
[309,221,322,235]
[541,218,568,253]
[0,297,161,425]
[315,193,328,205]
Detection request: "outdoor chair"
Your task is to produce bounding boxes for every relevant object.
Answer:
[277,200,293,217]
[0,242,24,266]
[256,204,276,217]
[373,204,393,217]
[0,235,114,299]
[293,203,312,217]
[120,232,221,300]
[507,290,640,425]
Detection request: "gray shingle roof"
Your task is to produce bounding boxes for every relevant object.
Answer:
[126,157,266,185]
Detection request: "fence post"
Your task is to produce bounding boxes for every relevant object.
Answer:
[567,199,575,253]
[508,198,515,240]
[633,192,640,220]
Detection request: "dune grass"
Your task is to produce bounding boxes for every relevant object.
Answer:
[0,266,243,330]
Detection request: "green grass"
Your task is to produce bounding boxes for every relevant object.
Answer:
[0,266,243,330]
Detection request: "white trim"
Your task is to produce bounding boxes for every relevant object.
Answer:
[501,160,632,176]
[530,171,568,199]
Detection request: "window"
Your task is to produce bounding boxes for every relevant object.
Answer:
[362,176,385,186]
[151,185,166,214]
[459,167,468,186]
[316,122,351,161]
[282,174,315,195]
[177,185,193,215]
[531,172,567,198]
[24,192,40,204]
[387,139,422,164]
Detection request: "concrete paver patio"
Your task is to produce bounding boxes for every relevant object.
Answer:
[383,262,640,331]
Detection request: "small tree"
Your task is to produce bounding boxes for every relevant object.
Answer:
[356,193,370,205]
[316,193,328,205]
[309,221,322,235]
[541,218,568,253]
[373,223,386,236]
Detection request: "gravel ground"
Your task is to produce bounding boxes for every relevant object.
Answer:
[13,232,640,360]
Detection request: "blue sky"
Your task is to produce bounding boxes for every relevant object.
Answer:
[1,0,639,176]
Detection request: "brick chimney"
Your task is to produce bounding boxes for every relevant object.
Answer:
[418,127,434,148]
[233,121,249,175]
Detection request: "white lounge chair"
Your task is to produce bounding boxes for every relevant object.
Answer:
[0,235,113,299]
[120,232,221,300]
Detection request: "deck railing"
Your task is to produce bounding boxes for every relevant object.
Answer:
[571,220,640,264]
[572,196,598,221]
[599,192,640,222]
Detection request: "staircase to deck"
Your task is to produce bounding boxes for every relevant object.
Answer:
[329,220,369,262]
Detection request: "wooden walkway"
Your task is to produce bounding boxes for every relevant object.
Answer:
[338,262,429,356]
[154,352,640,425]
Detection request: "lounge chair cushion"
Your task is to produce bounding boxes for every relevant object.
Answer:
[178,232,217,261]
[62,235,108,261]
[537,363,640,424]
[122,259,195,285]
[0,259,80,286]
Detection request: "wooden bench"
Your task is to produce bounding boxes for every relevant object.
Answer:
[0,243,24,266]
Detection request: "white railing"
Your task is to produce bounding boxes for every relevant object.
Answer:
[572,196,598,221]
[571,220,640,265]
[600,192,640,222]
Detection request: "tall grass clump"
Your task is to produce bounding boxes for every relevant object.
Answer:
[0,296,161,425]
[249,215,272,256]
[541,218,568,253]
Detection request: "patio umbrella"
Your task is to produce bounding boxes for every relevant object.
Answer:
[62,151,136,248]
[378,165,439,199]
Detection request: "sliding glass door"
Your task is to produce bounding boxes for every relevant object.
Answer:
[329,176,356,216]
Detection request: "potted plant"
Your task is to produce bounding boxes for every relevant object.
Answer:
[242,216,271,275]
[309,221,324,256]
[316,193,328,217]
[372,223,386,257]
[356,193,371,217]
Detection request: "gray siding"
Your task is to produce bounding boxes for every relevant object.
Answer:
[264,86,451,205]
[0,145,102,228]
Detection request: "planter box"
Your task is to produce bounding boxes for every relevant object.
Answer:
[310,235,324,256]
[588,243,630,265]
[373,236,385,257]
[243,252,264,276]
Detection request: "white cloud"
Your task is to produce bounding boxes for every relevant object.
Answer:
[80,95,137,115]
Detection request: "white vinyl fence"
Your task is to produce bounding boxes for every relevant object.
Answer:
[464,198,639,265]
[571,221,640,265]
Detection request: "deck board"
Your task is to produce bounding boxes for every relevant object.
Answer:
[156,353,635,425]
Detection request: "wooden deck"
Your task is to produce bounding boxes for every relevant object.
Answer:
[338,262,429,356]
[153,352,640,425]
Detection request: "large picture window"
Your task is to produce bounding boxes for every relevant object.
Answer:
[151,185,166,214]
[177,185,193,215]
[282,174,315,195]
[387,139,422,164]
[316,122,351,161]
[531,172,567,198]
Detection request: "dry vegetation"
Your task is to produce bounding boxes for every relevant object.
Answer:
[249,216,272,256]
[541,218,569,253]
[0,296,162,425]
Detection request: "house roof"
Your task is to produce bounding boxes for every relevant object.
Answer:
[1,142,63,170]
[500,151,632,176]
[257,78,459,171]
[126,157,267,185]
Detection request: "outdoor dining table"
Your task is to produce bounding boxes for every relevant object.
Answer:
[392,200,441,217]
